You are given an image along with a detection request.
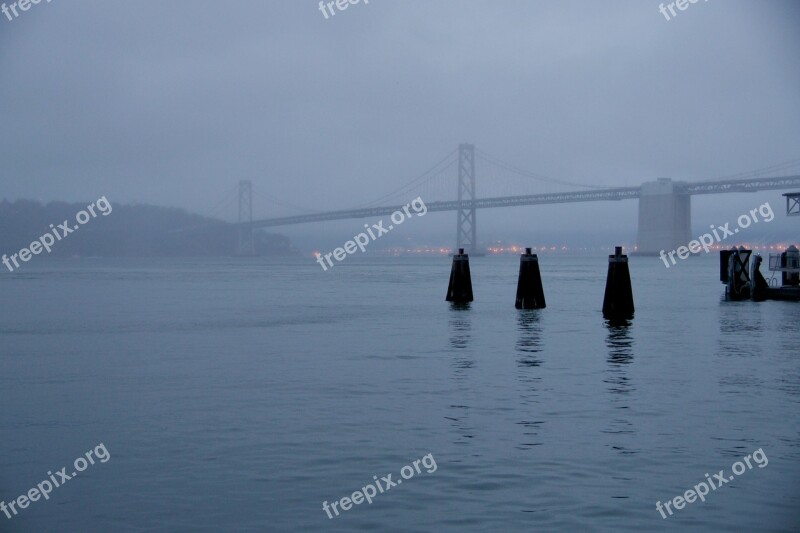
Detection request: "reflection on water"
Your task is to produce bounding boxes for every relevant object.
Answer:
[718,301,764,333]
[3,258,800,531]
[516,309,543,368]
[603,320,638,455]
[718,302,765,358]
[605,319,635,395]
[774,313,800,397]
[717,302,770,401]
[448,302,472,354]
[515,310,545,449]
[447,303,475,446]
[444,404,475,447]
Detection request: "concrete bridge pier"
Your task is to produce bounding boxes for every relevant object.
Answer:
[636,178,692,256]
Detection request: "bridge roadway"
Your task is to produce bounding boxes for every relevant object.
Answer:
[250,175,800,229]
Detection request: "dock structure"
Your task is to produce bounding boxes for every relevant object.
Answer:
[722,192,800,302]
[722,245,800,302]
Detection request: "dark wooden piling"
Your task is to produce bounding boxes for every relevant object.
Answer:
[720,249,733,283]
[723,247,752,301]
[446,248,473,303]
[515,247,546,309]
[602,246,634,320]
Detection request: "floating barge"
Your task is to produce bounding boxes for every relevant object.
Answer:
[720,192,800,302]
[721,245,800,302]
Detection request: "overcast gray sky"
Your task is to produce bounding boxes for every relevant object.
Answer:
[2,0,799,248]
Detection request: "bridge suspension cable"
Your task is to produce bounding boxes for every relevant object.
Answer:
[698,157,800,182]
[202,184,239,221]
[475,148,608,190]
[349,148,459,208]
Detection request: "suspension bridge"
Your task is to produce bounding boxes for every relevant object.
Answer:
[212,145,800,255]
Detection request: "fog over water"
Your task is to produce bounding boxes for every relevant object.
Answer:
[1,1,799,251]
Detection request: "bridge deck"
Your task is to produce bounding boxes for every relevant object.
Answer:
[250,175,800,228]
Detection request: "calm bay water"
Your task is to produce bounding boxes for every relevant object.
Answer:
[1,254,798,532]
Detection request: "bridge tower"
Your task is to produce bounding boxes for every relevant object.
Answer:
[237,179,256,256]
[456,143,477,254]
[636,178,692,255]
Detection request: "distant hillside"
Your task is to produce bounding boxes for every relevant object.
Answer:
[0,199,300,257]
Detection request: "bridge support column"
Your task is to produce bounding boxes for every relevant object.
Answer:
[237,179,256,256]
[636,178,691,256]
[456,143,477,254]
